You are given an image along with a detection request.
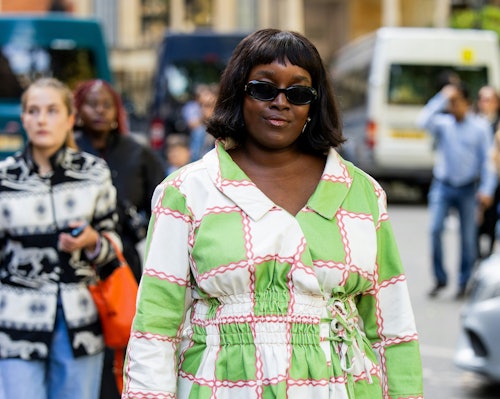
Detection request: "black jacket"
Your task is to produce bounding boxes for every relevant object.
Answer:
[75,131,165,281]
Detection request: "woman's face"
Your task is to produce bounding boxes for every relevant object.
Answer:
[477,86,499,117]
[243,59,312,151]
[21,86,74,156]
[78,83,117,135]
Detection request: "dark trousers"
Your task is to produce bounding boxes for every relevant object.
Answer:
[477,185,500,259]
[100,348,120,399]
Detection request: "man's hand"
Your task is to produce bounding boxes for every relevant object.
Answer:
[477,192,494,210]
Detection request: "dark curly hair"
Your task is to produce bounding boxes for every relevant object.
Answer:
[206,29,344,155]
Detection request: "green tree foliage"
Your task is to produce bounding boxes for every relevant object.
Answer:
[450,5,500,38]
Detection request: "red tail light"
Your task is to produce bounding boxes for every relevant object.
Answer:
[366,120,376,149]
[150,119,165,150]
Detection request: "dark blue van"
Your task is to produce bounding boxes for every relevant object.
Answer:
[0,14,112,160]
[149,30,248,152]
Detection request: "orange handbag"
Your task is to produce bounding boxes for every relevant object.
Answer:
[89,232,138,349]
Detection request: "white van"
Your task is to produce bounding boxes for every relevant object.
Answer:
[331,27,500,189]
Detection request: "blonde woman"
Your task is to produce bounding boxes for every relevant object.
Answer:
[0,78,121,399]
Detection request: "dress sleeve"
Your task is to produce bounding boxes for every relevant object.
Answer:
[122,179,192,398]
[356,186,424,398]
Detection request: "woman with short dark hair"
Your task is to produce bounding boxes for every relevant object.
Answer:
[123,29,424,399]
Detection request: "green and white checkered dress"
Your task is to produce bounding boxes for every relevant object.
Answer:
[123,142,424,399]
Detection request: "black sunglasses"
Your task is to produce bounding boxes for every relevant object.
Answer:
[244,80,318,105]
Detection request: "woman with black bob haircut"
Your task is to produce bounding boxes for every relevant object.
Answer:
[206,28,344,154]
[123,29,424,399]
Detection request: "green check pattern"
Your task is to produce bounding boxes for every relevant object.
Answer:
[123,142,424,399]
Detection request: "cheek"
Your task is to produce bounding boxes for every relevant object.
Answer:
[107,108,118,121]
[81,105,98,119]
[57,118,72,135]
[296,106,311,125]
[22,117,38,136]
[243,98,259,125]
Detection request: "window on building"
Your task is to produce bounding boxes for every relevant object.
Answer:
[141,0,169,45]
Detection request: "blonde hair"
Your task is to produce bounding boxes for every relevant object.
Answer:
[21,77,77,149]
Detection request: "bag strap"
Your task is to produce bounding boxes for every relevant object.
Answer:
[101,232,127,266]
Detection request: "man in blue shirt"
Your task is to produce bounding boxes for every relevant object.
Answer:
[418,82,497,299]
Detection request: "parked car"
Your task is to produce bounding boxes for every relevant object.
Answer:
[454,253,500,381]
[0,13,112,160]
[148,30,248,154]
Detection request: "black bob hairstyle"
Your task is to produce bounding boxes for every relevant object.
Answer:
[206,28,345,155]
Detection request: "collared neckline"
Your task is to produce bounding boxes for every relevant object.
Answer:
[203,142,354,221]
[22,143,70,175]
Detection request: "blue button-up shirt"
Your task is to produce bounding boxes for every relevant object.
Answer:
[417,92,497,196]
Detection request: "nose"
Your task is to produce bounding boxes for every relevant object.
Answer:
[37,110,48,123]
[271,91,290,108]
[94,104,107,114]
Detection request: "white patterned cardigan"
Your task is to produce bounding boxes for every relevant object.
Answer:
[0,146,120,359]
[123,142,424,399]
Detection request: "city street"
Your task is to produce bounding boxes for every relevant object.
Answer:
[388,202,500,399]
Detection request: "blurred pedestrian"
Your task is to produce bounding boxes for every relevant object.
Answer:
[73,79,165,399]
[0,77,121,399]
[476,85,500,129]
[123,28,423,399]
[475,85,500,258]
[417,82,497,299]
[182,83,218,161]
[164,133,191,176]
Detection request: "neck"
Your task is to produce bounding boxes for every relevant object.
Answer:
[31,147,57,175]
[233,141,303,170]
[84,129,111,150]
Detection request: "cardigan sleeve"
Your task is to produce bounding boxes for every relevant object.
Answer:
[122,180,192,398]
[87,158,122,266]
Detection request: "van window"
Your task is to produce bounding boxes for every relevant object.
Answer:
[334,66,369,110]
[0,46,98,99]
[0,14,111,160]
[163,60,226,102]
[388,64,488,105]
[149,31,247,153]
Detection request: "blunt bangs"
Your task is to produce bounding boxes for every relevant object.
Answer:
[244,31,319,85]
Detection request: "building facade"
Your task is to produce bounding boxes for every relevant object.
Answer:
[0,0,479,118]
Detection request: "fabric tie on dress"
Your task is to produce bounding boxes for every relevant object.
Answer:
[323,286,373,397]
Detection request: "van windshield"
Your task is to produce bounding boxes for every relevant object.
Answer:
[388,64,488,105]
[0,45,97,99]
[164,60,226,102]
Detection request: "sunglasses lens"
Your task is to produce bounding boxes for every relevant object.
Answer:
[247,82,277,101]
[245,81,317,105]
[286,87,315,105]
